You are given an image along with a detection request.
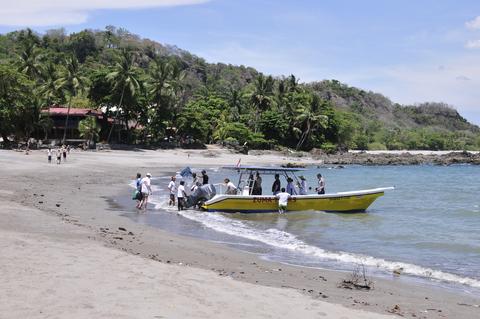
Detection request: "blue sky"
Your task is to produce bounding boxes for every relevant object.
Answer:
[1,0,480,124]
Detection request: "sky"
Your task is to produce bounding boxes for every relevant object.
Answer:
[1,0,480,125]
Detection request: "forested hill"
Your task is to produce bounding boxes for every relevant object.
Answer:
[0,27,479,151]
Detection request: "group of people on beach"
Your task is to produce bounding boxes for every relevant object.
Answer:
[134,169,325,214]
[47,145,69,164]
[167,170,209,211]
[134,172,152,210]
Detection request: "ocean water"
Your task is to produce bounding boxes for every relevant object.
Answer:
[122,165,480,294]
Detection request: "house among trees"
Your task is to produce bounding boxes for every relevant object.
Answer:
[41,106,108,142]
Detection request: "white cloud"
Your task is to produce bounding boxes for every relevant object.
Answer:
[466,16,480,30]
[0,0,209,26]
[465,39,480,49]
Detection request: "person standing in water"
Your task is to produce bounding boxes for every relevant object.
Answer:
[140,173,152,210]
[177,180,186,210]
[47,148,52,164]
[168,176,177,206]
[276,187,291,214]
[271,174,281,195]
[135,173,143,209]
[316,173,326,194]
[201,170,209,185]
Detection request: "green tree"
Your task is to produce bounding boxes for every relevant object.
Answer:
[78,116,100,145]
[56,55,87,143]
[106,49,141,142]
[249,74,275,131]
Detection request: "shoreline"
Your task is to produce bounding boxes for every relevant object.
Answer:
[1,148,479,318]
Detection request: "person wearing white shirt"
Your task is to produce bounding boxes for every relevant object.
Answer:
[140,173,152,210]
[177,181,187,211]
[47,148,52,163]
[167,176,177,206]
[275,188,291,214]
[224,178,237,195]
[316,173,326,194]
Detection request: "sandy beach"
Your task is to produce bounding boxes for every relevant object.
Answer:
[1,147,479,319]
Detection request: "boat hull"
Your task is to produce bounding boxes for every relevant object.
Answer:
[202,188,392,213]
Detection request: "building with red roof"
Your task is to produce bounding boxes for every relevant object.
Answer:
[42,106,110,141]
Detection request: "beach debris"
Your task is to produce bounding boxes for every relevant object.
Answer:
[113,237,123,240]
[388,305,403,316]
[393,267,404,276]
[339,263,373,290]
[38,201,43,204]
[55,203,61,207]
[118,227,127,231]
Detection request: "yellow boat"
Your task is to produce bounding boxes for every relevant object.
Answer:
[202,166,393,213]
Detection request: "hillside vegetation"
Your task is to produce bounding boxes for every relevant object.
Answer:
[0,27,479,151]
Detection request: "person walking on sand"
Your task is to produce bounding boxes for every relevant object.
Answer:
[135,173,143,209]
[177,181,186,211]
[140,173,152,210]
[298,175,308,195]
[201,170,209,185]
[56,148,61,164]
[272,174,281,195]
[276,188,291,214]
[168,176,177,206]
[47,148,52,164]
[316,173,326,195]
[61,145,67,162]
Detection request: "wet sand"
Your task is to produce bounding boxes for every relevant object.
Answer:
[1,148,479,318]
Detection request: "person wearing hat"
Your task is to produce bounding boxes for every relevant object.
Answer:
[298,175,308,195]
[140,173,153,210]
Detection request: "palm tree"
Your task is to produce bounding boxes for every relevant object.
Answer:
[294,94,328,150]
[250,75,275,131]
[18,43,41,79]
[148,56,172,112]
[56,56,86,143]
[39,62,62,106]
[78,116,100,146]
[106,49,141,143]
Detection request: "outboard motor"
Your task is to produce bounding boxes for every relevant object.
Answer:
[185,184,216,209]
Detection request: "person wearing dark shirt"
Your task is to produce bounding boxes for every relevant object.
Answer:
[252,172,262,195]
[201,169,209,185]
[272,174,281,195]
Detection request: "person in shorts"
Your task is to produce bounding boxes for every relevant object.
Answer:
[140,173,152,210]
[168,176,177,206]
[56,148,61,164]
[135,173,143,209]
[47,148,52,163]
[276,187,291,214]
[177,181,186,211]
